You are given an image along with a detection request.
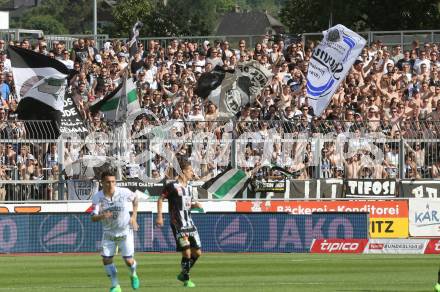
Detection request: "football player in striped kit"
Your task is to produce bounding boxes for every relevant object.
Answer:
[156,159,203,288]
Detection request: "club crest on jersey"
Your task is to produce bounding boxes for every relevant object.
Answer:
[176,185,184,197]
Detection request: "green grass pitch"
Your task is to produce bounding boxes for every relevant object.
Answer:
[0,253,438,291]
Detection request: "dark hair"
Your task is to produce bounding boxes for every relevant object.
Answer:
[178,158,191,171]
[101,169,116,180]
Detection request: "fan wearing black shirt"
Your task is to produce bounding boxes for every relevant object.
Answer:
[156,159,202,288]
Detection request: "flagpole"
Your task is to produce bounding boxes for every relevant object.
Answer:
[93,0,97,42]
[116,69,130,180]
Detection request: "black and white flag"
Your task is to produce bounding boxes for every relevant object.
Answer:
[128,21,143,58]
[9,46,70,138]
[196,61,272,118]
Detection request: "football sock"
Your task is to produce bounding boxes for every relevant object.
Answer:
[104,263,119,287]
[127,260,137,276]
[189,255,198,270]
[181,257,191,281]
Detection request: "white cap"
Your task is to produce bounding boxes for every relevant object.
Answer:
[95,54,102,63]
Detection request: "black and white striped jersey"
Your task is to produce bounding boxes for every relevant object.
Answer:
[162,181,197,232]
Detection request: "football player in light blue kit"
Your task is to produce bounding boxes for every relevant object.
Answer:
[92,170,140,292]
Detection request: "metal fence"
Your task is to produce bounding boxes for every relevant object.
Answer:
[303,30,440,50]
[0,29,44,44]
[5,29,440,52]
[45,34,109,50]
[0,119,439,201]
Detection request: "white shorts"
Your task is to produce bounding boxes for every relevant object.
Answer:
[101,229,134,258]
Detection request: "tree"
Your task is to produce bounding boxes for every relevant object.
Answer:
[365,0,440,30]
[112,0,154,37]
[162,0,218,36]
[280,0,440,33]
[279,0,364,33]
[21,15,68,34]
[17,0,93,34]
[114,0,226,37]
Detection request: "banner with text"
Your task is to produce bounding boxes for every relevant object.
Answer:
[60,95,88,135]
[424,239,440,254]
[307,24,366,116]
[0,212,368,253]
[364,238,428,254]
[237,200,408,239]
[310,239,368,253]
[409,198,440,237]
[67,179,166,201]
[400,180,440,198]
[289,179,397,198]
[289,179,344,199]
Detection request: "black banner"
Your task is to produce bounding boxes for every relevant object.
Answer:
[116,178,164,197]
[344,179,396,198]
[66,178,165,200]
[289,179,344,199]
[60,95,88,135]
[288,179,397,198]
[400,180,440,198]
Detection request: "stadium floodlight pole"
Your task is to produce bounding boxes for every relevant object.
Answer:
[93,0,97,42]
[328,0,333,28]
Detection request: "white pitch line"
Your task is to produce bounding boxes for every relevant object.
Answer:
[291,256,434,262]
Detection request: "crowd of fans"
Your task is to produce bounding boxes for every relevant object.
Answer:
[0,35,440,200]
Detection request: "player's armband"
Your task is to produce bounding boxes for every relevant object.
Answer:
[91,204,100,216]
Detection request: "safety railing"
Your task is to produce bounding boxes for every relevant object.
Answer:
[303,30,440,50]
[0,119,439,201]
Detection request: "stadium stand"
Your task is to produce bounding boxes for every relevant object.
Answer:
[1,36,440,200]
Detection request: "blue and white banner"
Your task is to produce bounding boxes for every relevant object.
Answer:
[307,24,366,116]
[409,198,440,237]
[0,212,368,253]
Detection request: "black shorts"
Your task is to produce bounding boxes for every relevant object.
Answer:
[171,225,202,251]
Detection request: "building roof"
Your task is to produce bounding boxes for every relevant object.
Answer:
[216,11,285,36]
[0,0,39,10]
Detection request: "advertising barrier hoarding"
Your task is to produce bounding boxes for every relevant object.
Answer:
[237,200,408,239]
[0,212,368,253]
[364,239,428,254]
[409,198,440,237]
[310,239,368,253]
[424,239,440,254]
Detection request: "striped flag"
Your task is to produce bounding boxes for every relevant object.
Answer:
[9,45,70,138]
[201,167,250,199]
[128,21,143,58]
[90,77,140,121]
[118,77,140,120]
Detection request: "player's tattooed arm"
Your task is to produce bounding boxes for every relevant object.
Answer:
[156,195,165,227]
[191,201,203,209]
[130,196,139,231]
[91,209,112,222]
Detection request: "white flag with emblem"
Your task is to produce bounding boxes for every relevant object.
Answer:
[306,24,366,116]
[9,45,69,112]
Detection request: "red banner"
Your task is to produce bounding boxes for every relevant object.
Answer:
[236,200,408,218]
[424,239,440,254]
[310,239,368,253]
